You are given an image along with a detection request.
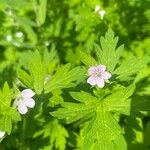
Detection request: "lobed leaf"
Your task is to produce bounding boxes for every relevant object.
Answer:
[94,29,124,72]
[83,108,127,150]
[104,84,135,115]
[29,50,46,94]
[17,69,33,88]
[38,0,47,25]
[80,51,97,67]
[0,82,21,134]
[52,84,135,149]
[114,56,150,81]
[44,64,84,93]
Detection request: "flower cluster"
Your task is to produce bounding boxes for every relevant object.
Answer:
[87,65,111,88]
[94,5,106,20]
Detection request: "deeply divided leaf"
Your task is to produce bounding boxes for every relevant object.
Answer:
[44,64,84,93]
[94,29,124,72]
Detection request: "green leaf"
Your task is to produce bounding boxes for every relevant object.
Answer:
[17,69,33,88]
[94,29,124,72]
[114,56,150,81]
[0,116,11,134]
[104,84,135,115]
[51,91,99,124]
[0,82,21,134]
[83,108,127,150]
[84,34,95,53]
[1,82,13,106]
[33,119,68,150]
[29,51,46,94]
[0,108,20,134]
[52,85,135,122]
[52,84,135,149]
[50,120,68,150]
[80,51,97,67]
[133,67,150,84]
[0,0,28,9]
[16,17,37,44]
[43,48,59,73]
[49,95,64,107]
[44,64,84,93]
[38,0,47,25]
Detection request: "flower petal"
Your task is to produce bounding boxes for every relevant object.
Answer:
[24,98,35,108]
[0,131,5,138]
[94,5,100,13]
[102,71,112,79]
[99,10,106,20]
[18,100,28,114]
[87,76,99,86]
[88,67,97,75]
[97,65,106,73]
[21,89,35,98]
[97,78,105,88]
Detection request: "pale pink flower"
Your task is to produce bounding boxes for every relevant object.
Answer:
[14,89,35,115]
[87,65,111,88]
[0,131,5,138]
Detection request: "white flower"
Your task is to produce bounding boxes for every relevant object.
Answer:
[0,131,5,138]
[15,32,23,38]
[94,5,106,20]
[99,10,106,20]
[13,42,21,47]
[6,35,12,42]
[87,65,112,88]
[94,5,100,13]
[14,89,35,115]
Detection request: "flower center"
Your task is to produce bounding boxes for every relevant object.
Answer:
[95,71,102,77]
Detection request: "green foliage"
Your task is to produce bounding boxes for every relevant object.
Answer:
[16,17,38,45]
[29,51,46,94]
[44,63,84,93]
[0,0,150,149]
[18,50,46,94]
[34,119,68,150]
[80,29,125,74]
[52,85,135,149]
[0,83,20,134]
[37,0,47,26]
[82,109,127,150]
[80,51,97,67]
[114,56,150,81]
[94,29,124,72]
[17,69,33,88]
